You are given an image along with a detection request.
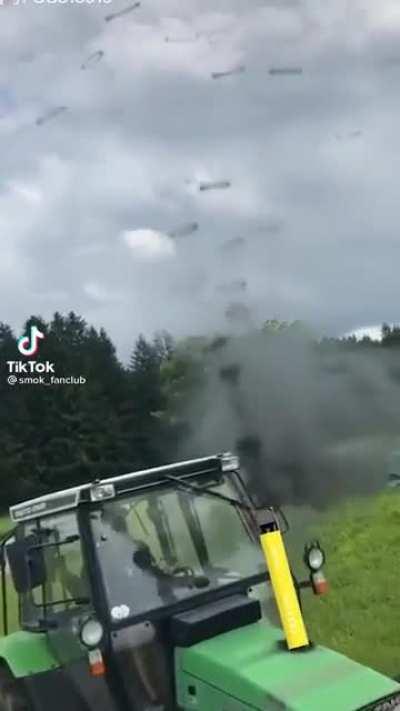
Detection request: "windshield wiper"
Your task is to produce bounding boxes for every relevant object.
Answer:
[35,596,90,609]
[30,534,80,551]
[164,474,289,533]
[164,474,250,510]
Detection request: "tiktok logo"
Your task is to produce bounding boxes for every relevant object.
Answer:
[17,326,45,357]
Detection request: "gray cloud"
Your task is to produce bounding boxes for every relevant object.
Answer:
[1,1,399,358]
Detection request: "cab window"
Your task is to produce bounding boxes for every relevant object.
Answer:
[19,512,90,627]
[91,477,266,620]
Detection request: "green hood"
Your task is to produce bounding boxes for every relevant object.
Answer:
[176,622,400,710]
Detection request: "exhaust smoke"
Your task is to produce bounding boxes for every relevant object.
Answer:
[176,328,400,507]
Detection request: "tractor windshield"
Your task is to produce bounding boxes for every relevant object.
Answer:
[90,475,266,622]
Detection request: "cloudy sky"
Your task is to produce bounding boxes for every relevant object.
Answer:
[1,0,400,359]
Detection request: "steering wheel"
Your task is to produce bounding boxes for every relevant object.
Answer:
[169,565,210,590]
[171,565,195,577]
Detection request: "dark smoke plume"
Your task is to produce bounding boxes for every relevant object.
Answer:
[177,328,400,507]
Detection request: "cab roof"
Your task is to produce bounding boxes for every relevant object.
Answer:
[9,452,239,524]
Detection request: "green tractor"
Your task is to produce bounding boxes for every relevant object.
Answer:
[0,453,398,711]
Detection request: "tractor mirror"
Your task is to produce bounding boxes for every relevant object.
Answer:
[7,535,47,594]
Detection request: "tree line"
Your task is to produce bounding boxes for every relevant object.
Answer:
[0,312,399,508]
[0,312,178,507]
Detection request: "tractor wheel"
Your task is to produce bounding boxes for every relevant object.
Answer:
[0,667,31,711]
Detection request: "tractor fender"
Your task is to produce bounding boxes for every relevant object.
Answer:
[0,631,59,678]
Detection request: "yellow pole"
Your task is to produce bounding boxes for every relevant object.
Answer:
[260,528,309,650]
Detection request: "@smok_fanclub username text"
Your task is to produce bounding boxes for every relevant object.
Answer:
[6,361,86,386]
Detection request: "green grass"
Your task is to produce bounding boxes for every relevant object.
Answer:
[285,492,400,679]
[0,515,12,537]
[0,514,19,636]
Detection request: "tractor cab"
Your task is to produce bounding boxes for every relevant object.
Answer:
[1,454,268,710]
[1,453,400,711]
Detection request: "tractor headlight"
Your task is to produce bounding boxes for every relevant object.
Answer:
[90,482,115,502]
[220,452,240,472]
[80,617,104,649]
[304,541,325,571]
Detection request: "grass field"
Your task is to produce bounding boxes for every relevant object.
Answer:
[285,491,400,679]
[0,516,11,536]
[0,515,19,636]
